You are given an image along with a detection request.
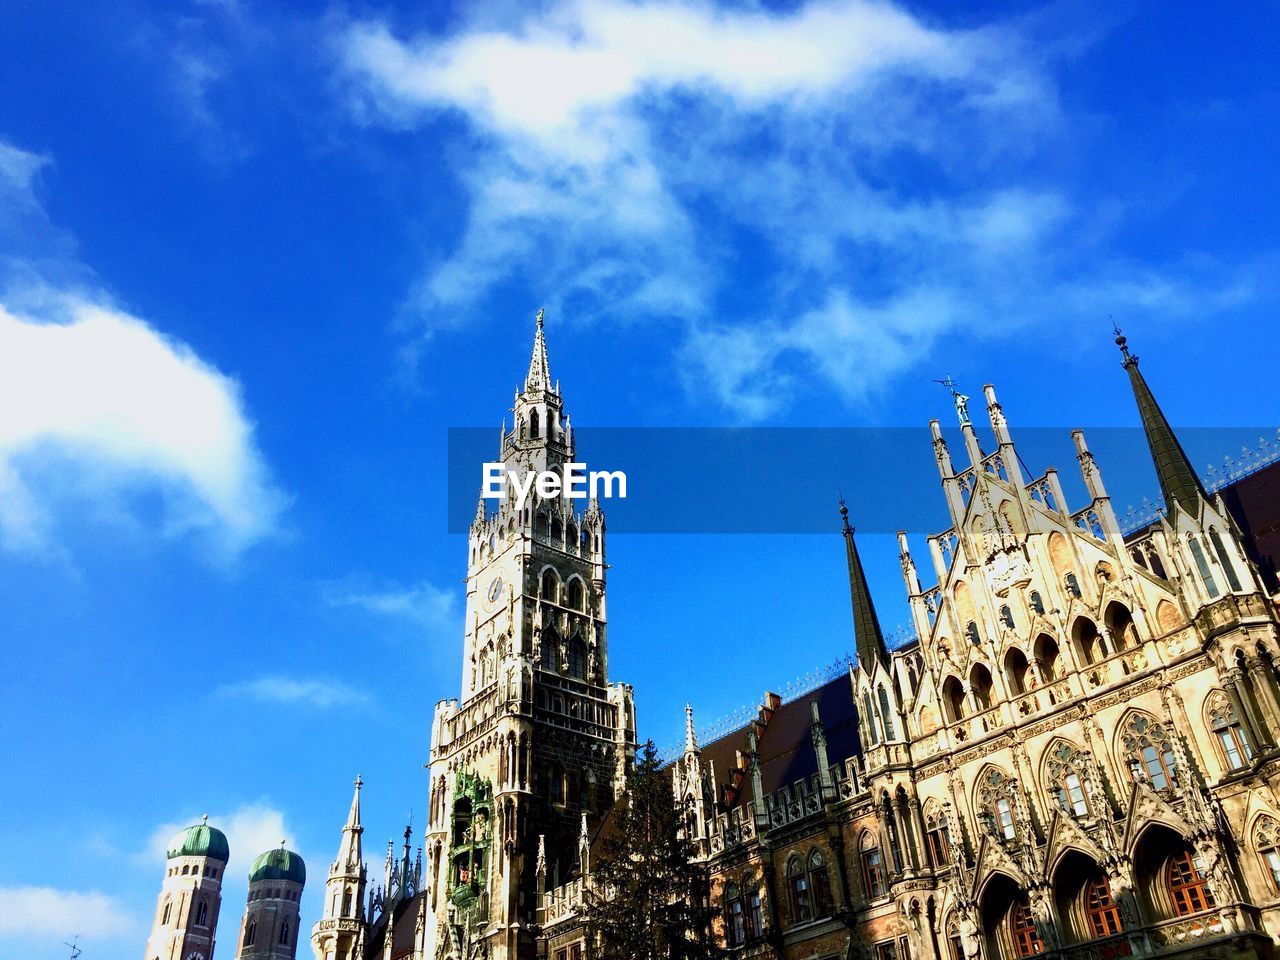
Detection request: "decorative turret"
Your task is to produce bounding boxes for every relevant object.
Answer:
[145,816,228,960]
[1115,326,1208,516]
[311,776,367,960]
[841,501,890,671]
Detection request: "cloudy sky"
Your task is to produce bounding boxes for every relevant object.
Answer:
[1,0,1277,956]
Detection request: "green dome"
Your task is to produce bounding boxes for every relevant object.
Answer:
[249,846,306,885]
[166,822,230,862]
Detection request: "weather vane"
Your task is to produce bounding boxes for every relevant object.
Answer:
[933,374,970,425]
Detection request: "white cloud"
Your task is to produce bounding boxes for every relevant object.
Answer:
[338,0,1255,417]
[342,0,990,144]
[216,675,368,709]
[0,300,284,555]
[324,577,459,630]
[0,886,137,937]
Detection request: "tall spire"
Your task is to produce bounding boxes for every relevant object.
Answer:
[684,703,699,755]
[525,308,552,393]
[841,501,889,670]
[334,774,364,872]
[1115,326,1207,515]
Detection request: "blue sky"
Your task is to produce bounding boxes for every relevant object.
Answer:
[0,0,1277,955]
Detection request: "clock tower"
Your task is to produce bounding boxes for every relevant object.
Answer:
[423,311,636,960]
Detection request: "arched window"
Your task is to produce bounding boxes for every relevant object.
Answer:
[161,900,172,925]
[567,639,586,680]
[924,807,951,866]
[877,686,895,741]
[567,579,584,610]
[530,410,540,438]
[943,676,966,723]
[1084,875,1123,938]
[1167,850,1215,915]
[978,768,1018,841]
[342,890,353,916]
[244,920,256,946]
[1004,647,1030,696]
[1073,617,1105,665]
[862,691,879,745]
[550,763,564,803]
[861,835,886,898]
[1103,601,1136,651]
[1209,528,1243,592]
[1008,900,1044,957]
[1255,818,1280,894]
[786,856,811,924]
[194,900,208,926]
[1120,713,1179,791]
[541,630,559,671]
[970,664,993,710]
[725,882,746,945]
[1045,742,1092,818]
[1208,692,1252,770]
[1188,537,1220,598]
[808,850,832,918]
[279,920,290,944]
[566,523,578,553]
[747,887,763,939]
[551,517,563,544]
[1034,634,1060,683]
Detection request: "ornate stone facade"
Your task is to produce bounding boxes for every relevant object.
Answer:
[305,319,1280,960]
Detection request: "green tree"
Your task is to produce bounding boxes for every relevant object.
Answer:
[584,741,721,960]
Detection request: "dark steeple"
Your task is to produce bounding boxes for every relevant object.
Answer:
[1115,327,1208,516]
[841,501,889,670]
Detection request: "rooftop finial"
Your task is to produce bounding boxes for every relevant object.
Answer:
[933,374,970,424]
[536,306,544,329]
[202,814,209,826]
[1113,321,1136,366]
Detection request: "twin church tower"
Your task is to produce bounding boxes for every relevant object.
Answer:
[144,314,636,960]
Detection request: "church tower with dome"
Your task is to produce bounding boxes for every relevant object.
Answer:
[144,817,230,960]
[234,844,306,960]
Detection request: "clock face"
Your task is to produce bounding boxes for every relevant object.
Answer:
[487,577,504,604]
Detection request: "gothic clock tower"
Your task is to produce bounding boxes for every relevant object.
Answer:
[423,312,636,960]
